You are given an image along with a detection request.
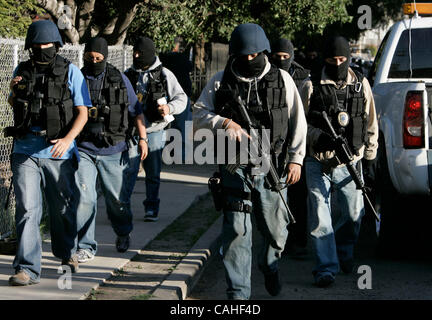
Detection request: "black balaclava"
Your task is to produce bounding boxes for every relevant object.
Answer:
[84,37,108,77]
[234,52,266,78]
[133,37,156,70]
[271,38,294,72]
[323,36,350,82]
[32,46,57,73]
[32,46,57,64]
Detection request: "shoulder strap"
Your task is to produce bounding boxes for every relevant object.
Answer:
[15,60,33,79]
[352,69,364,84]
[124,68,139,92]
[105,63,123,83]
[51,55,70,77]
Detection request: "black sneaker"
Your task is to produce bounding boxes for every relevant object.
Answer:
[116,235,130,253]
[340,259,355,274]
[314,274,335,288]
[144,210,159,222]
[264,271,282,296]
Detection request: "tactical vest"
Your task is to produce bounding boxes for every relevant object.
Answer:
[7,55,74,140]
[290,62,310,88]
[215,62,290,173]
[308,70,368,155]
[124,65,168,124]
[81,63,129,146]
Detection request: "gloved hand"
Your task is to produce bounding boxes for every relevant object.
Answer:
[362,158,377,190]
[315,133,335,153]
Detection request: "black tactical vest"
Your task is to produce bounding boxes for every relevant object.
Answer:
[7,55,74,140]
[289,62,310,88]
[215,62,290,172]
[81,63,129,146]
[308,70,368,155]
[124,65,168,124]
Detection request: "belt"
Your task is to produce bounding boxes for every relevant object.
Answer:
[30,130,47,137]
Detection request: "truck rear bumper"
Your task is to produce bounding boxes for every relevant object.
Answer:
[391,148,431,195]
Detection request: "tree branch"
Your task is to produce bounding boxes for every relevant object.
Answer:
[76,0,96,43]
[101,0,145,45]
[36,0,80,44]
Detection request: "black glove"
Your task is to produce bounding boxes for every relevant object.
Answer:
[362,158,377,190]
[315,133,335,153]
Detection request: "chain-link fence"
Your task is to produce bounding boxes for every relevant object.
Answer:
[0,38,133,240]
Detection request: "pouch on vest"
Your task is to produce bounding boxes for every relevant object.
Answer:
[108,104,122,133]
[46,104,62,139]
[208,172,223,211]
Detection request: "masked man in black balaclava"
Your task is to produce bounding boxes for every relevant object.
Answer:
[270,38,310,89]
[323,36,351,86]
[7,20,91,286]
[270,38,311,258]
[298,36,378,288]
[193,23,307,300]
[124,37,187,223]
[75,37,148,263]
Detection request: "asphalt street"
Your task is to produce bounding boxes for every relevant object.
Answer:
[188,201,432,300]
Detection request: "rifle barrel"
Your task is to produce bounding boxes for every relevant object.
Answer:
[278,189,296,224]
[363,190,380,222]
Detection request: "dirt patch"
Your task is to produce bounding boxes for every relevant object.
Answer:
[87,192,221,300]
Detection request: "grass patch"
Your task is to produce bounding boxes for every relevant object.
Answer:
[131,294,153,300]
[147,192,220,252]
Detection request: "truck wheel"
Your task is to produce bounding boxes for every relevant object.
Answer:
[374,136,403,257]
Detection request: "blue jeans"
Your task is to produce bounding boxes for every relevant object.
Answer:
[304,157,364,280]
[142,129,166,214]
[75,150,133,255]
[171,98,192,161]
[124,139,141,201]
[220,165,289,300]
[11,153,78,281]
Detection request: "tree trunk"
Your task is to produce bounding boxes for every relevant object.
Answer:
[37,0,143,45]
[101,1,139,45]
[194,36,206,71]
[36,0,81,44]
[76,0,96,43]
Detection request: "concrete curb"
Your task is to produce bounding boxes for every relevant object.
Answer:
[150,215,222,300]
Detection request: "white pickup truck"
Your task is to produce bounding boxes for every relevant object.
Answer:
[368,10,432,251]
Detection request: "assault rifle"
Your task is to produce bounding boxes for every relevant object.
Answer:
[318,110,380,222]
[225,96,296,224]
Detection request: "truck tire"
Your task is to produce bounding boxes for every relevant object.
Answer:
[374,135,404,257]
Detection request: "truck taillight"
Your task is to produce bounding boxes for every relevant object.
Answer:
[403,91,424,148]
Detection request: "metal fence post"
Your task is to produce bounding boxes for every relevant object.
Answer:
[123,45,128,71]
[13,44,19,69]
[78,47,83,69]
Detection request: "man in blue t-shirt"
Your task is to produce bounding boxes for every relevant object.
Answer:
[74,37,148,263]
[7,20,91,286]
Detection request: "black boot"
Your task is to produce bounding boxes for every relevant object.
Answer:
[264,270,282,296]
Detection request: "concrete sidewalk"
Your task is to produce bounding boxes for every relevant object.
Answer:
[0,164,216,300]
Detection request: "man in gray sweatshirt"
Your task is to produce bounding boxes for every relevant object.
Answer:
[193,23,307,300]
[125,37,187,222]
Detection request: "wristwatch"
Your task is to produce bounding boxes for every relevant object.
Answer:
[139,137,149,144]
